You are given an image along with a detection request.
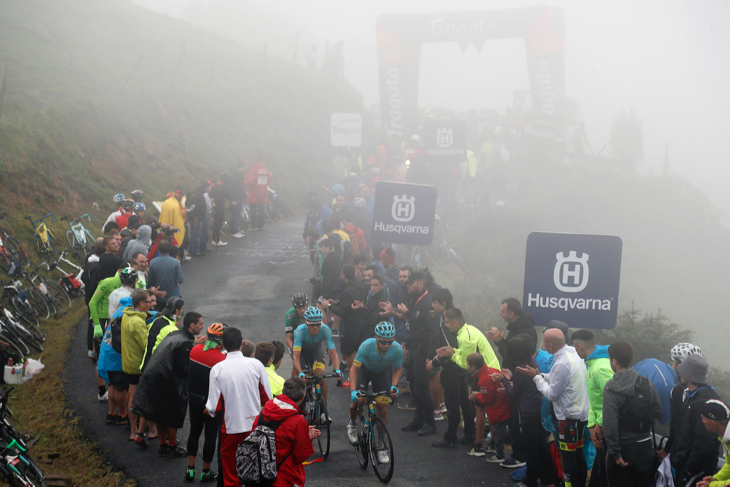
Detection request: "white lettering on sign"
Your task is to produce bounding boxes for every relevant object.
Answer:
[536,60,556,116]
[391,195,416,223]
[527,293,612,311]
[331,113,362,147]
[374,221,430,235]
[553,251,589,293]
[384,67,403,138]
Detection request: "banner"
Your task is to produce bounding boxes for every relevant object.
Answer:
[330,113,362,147]
[523,232,622,329]
[371,181,438,246]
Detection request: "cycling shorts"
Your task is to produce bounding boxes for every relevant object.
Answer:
[356,366,391,405]
[107,371,129,391]
[300,344,326,373]
[557,419,587,451]
[125,373,141,386]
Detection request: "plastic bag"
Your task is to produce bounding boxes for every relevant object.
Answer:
[25,358,45,378]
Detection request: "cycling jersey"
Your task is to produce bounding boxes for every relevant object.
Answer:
[292,323,336,352]
[284,307,305,334]
[353,338,403,373]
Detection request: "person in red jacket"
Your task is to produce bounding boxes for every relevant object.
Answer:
[467,352,511,461]
[243,160,272,231]
[252,378,319,487]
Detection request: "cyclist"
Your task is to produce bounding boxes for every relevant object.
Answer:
[116,199,136,231]
[291,307,342,404]
[134,202,146,222]
[347,322,402,449]
[105,193,126,227]
[130,190,145,203]
[285,293,308,355]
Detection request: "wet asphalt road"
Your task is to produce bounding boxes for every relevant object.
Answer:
[64,218,515,486]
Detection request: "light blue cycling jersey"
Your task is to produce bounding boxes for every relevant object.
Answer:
[292,323,337,352]
[353,338,403,373]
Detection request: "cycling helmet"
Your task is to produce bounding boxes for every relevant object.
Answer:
[331,183,345,195]
[374,322,396,339]
[119,267,138,285]
[221,170,232,178]
[370,167,381,176]
[670,343,702,364]
[130,190,145,202]
[352,197,367,209]
[135,202,146,212]
[122,199,136,210]
[292,293,308,308]
[303,306,323,324]
[113,193,126,204]
[207,323,228,342]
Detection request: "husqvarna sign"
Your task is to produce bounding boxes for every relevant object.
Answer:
[523,232,622,329]
[424,119,467,163]
[371,181,438,245]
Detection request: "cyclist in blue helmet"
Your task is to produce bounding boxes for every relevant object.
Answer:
[291,306,342,403]
[347,321,403,448]
[134,202,146,221]
[332,183,345,195]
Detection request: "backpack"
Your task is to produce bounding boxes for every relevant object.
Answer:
[110,316,123,354]
[618,375,655,433]
[344,227,362,256]
[236,412,292,486]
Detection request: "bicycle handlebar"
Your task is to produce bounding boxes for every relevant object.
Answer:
[30,213,55,225]
[302,373,342,381]
[63,213,91,225]
[356,390,393,398]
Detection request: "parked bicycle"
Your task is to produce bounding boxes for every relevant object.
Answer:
[352,390,396,484]
[47,249,85,298]
[61,213,96,259]
[23,262,71,315]
[301,371,340,461]
[26,213,60,260]
[0,279,47,331]
[0,388,46,486]
[0,214,30,273]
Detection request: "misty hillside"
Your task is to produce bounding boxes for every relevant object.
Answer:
[0,0,361,234]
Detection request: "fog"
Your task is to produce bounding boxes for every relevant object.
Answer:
[134,0,730,219]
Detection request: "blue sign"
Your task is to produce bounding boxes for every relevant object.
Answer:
[523,232,622,329]
[423,119,468,164]
[371,181,438,246]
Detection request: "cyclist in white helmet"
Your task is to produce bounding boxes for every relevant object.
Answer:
[658,342,703,460]
[105,193,127,227]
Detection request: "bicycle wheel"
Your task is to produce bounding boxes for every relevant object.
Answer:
[32,235,49,260]
[355,414,369,470]
[0,328,30,357]
[10,297,38,329]
[369,416,395,483]
[65,230,83,258]
[264,203,281,221]
[4,236,30,268]
[5,452,46,487]
[313,396,330,459]
[24,288,49,321]
[83,229,96,254]
[44,280,71,309]
[0,250,10,272]
[5,319,42,353]
[0,332,27,358]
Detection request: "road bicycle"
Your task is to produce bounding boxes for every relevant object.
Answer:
[0,308,43,354]
[25,213,60,260]
[0,388,46,486]
[46,249,85,298]
[352,390,396,484]
[23,262,71,315]
[264,186,292,221]
[60,213,96,259]
[0,279,47,332]
[302,371,341,461]
[0,214,30,273]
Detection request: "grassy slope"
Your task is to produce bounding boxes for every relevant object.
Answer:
[0,0,362,484]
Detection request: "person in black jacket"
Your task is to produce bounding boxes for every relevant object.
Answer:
[187,180,210,257]
[328,264,367,371]
[318,239,341,299]
[669,354,721,487]
[131,311,205,458]
[396,271,439,437]
[209,174,230,248]
[486,297,536,465]
[84,238,105,359]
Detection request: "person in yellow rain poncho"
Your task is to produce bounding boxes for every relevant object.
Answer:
[159,187,186,256]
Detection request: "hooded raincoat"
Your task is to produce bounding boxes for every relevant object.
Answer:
[123,225,151,261]
[584,345,614,428]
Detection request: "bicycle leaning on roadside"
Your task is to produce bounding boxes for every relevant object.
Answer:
[0,213,30,273]
[301,371,341,461]
[0,388,46,487]
[60,213,96,259]
[351,390,396,484]
[25,213,60,260]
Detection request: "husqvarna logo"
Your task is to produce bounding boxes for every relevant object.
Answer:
[392,195,416,222]
[437,128,453,147]
[553,251,589,293]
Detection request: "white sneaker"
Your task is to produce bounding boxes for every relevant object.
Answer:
[183,254,192,261]
[439,403,447,414]
[347,421,357,444]
[232,232,245,239]
[434,412,445,421]
[377,450,390,464]
[98,391,108,402]
[217,241,228,246]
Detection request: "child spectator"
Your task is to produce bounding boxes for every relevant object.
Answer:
[466,352,510,461]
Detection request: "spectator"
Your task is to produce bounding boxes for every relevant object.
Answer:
[379,247,400,283]
[518,328,590,487]
[251,378,317,487]
[97,295,132,427]
[359,273,391,341]
[131,311,205,457]
[432,308,499,448]
[202,180,213,252]
[270,341,287,397]
[255,342,284,397]
[303,190,332,239]
[209,174,230,248]
[696,399,730,487]
[84,238,106,360]
[159,187,188,260]
[602,341,663,487]
[425,288,453,421]
[466,352,510,461]
[572,329,614,487]
[188,180,210,257]
[342,211,366,257]
[147,240,184,312]
[118,215,140,258]
[228,163,246,239]
[123,224,151,261]
[107,266,138,318]
[98,235,124,280]
[318,239,341,299]
[501,335,559,483]
[186,322,228,483]
[328,264,367,371]
[102,220,119,237]
[205,327,271,487]
[243,158,272,231]
[142,297,184,370]
[659,343,703,459]
[670,354,722,487]
[121,289,153,444]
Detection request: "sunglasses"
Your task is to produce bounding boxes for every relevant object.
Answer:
[307,323,322,327]
[378,340,394,346]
